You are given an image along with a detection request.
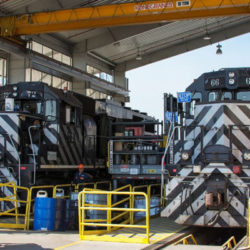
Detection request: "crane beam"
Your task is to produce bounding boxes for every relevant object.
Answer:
[0,0,250,36]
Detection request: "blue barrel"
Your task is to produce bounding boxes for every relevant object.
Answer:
[66,193,79,230]
[54,199,67,231]
[34,197,56,231]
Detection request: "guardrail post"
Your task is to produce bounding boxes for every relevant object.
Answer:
[27,188,32,230]
[24,188,30,230]
[146,193,150,244]
[130,185,134,224]
[52,186,56,198]
[79,191,85,238]
[147,185,151,216]
[13,184,18,224]
[107,193,112,232]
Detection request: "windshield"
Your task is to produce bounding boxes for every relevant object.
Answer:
[20,101,43,115]
[236,91,250,101]
[209,92,232,102]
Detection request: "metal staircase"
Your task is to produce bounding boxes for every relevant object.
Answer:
[0,132,20,212]
[0,167,18,211]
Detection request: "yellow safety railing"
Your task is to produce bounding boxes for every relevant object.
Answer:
[77,184,132,232]
[53,184,77,199]
[222,236,237,249]
[77,182,96,192]
[95,181,112,191]
[173,234,197,245]
[0,180,113,231]
[78,187,150,244]
[112,184,133,225]
[77,181,112,192]
[27,181,111,229]
[133,184,162,221]
[0,182,30,230]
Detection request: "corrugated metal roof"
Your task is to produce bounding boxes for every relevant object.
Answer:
[93,16,247,63]
[0,0,250,71]
[0,0,36,14]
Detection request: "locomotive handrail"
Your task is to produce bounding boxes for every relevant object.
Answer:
[28,125,40,185]
[161,123,181,200]
[7,133,21,186]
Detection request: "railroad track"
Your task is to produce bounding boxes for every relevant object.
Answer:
[142,227,197,250]
[143,227,247,250]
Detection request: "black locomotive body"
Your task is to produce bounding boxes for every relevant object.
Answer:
[162,68,250,228]
[0,81,152,186]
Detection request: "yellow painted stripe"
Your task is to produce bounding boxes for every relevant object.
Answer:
[54,240,82,250]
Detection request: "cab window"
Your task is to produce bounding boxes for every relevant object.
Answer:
[236,91,250,101]
[189,92,202,116]
[221,92,232,101]
[22,101,43,114]
[45,100,57,121]
[65,105,77,124]
[209,92,218,102]
[209,92,232,102]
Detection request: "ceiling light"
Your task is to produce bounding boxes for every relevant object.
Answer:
[203,33,211,40]
[136,54,142,60]
[216,44,222,55]
[203,20,211,41]
[135,49,142,60]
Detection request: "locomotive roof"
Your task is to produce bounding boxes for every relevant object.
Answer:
[0,81,82,108]
[47,85,82,108]
[186,67,250,92]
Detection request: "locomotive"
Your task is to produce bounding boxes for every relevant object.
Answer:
[0,81,153,187]
[161,68,250,228]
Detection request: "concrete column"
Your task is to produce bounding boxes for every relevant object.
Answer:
[8,54,26,84]
[113,65,129,103]
[72,43,88,95]
[114,64,128,90]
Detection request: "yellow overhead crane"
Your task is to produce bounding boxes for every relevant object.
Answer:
[0,0,250,37]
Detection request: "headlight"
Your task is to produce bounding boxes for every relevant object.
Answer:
[229,79,235,85]
[181,152,190,161]
[228,72,235,78]
[243,152,250,161]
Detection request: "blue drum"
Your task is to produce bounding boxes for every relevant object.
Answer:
[33,197,56,231]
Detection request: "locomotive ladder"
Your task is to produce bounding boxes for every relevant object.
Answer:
[161,122,181,202]
[0,133,20,212]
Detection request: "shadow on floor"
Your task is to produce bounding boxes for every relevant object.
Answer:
[0,243,52,250]
[0,230,78,235]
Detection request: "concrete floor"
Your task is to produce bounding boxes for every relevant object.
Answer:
[167,247,222,250]
[0,229,226,250]
[0,230,146,250]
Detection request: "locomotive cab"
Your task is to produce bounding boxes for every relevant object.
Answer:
[0,82,85,185]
